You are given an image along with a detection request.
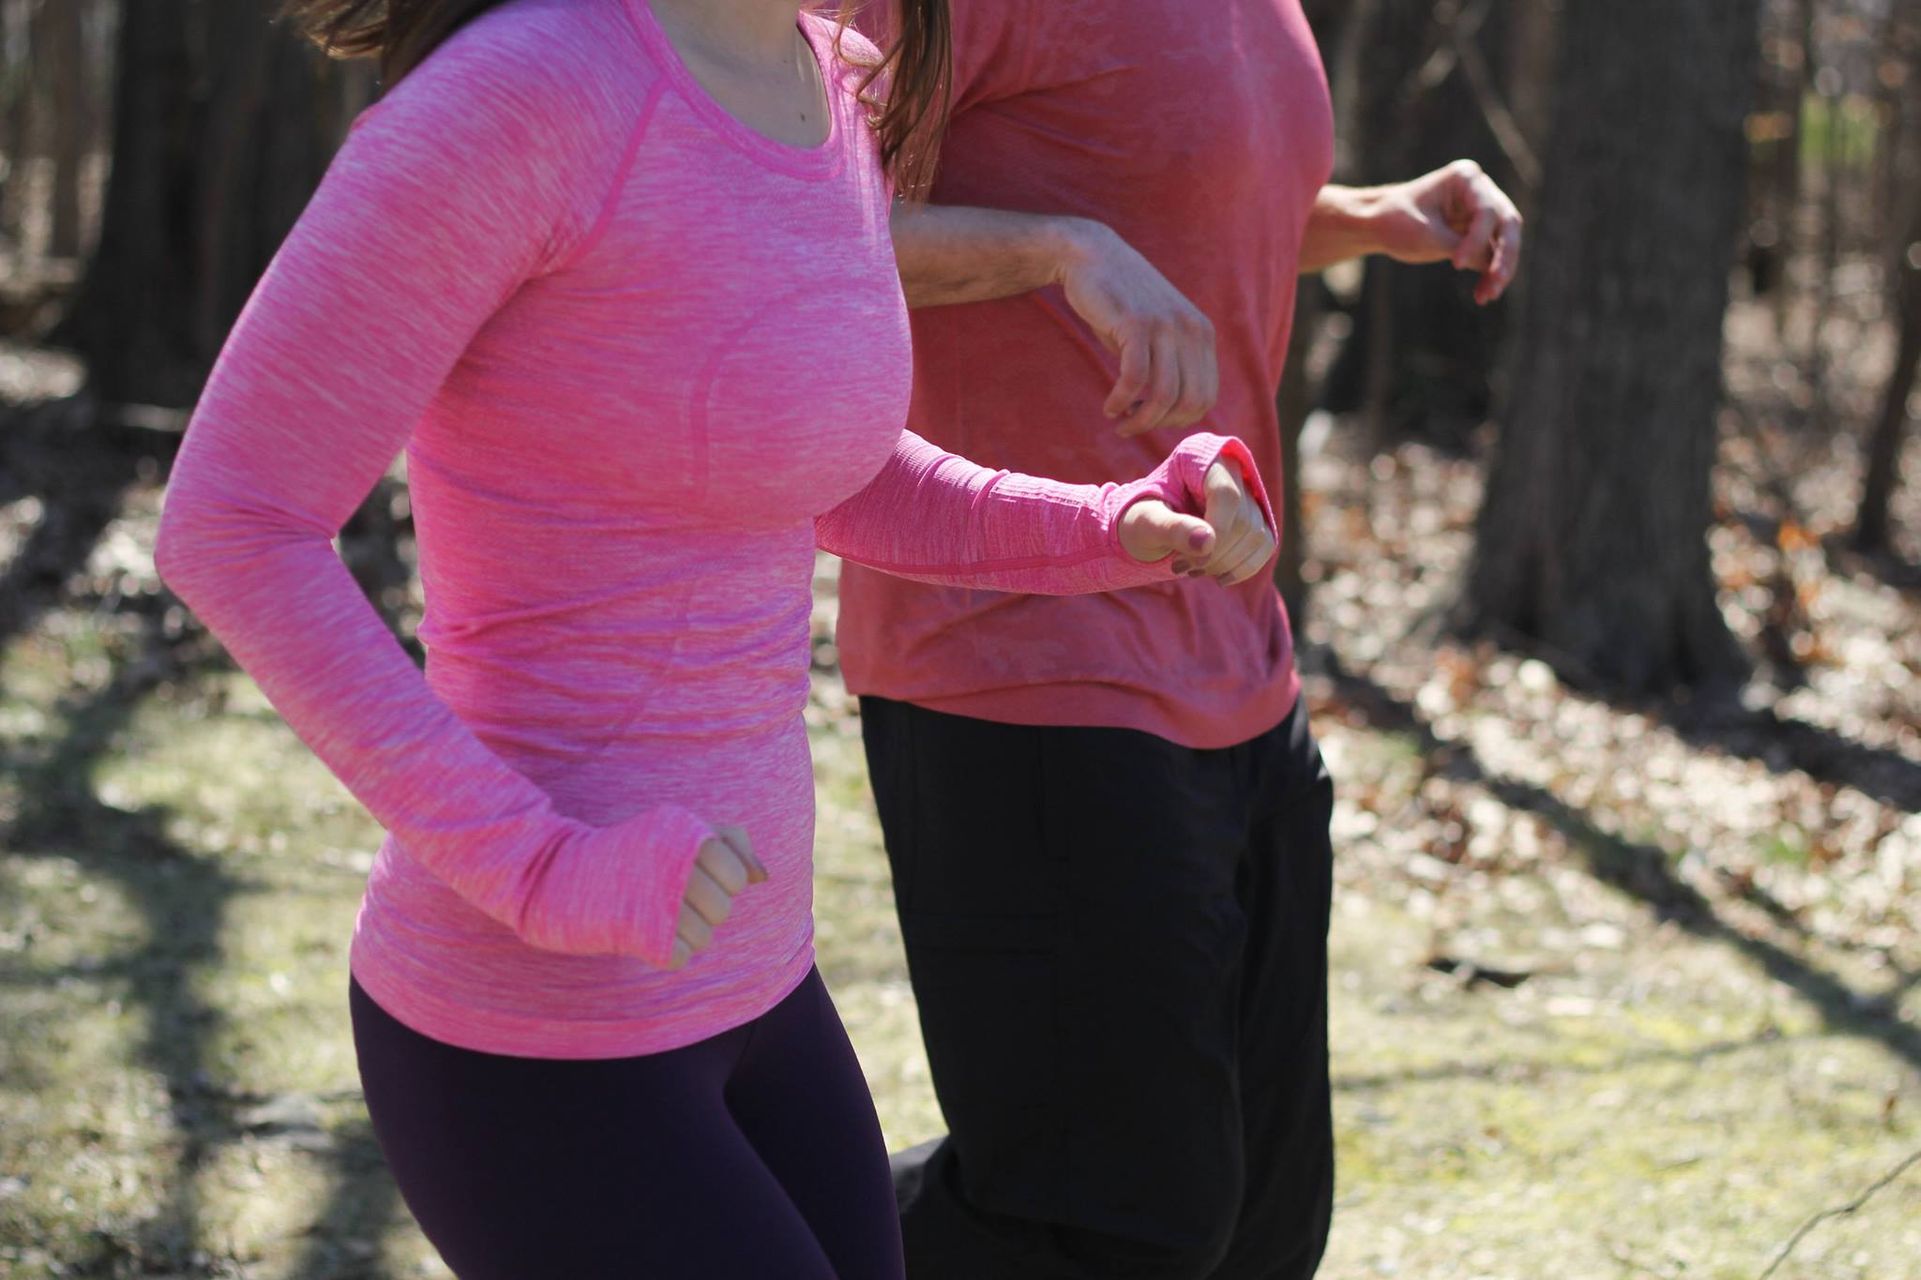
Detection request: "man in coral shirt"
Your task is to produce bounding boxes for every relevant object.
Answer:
[842,3,1522,1275]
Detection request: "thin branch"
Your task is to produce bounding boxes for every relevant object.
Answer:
[1757,1146,1921,1280]
[1401,0,1544,191]
[1451,4,1543,190]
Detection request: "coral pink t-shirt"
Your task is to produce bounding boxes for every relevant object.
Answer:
[839,0,1335,749]
[154,0,1267,1058]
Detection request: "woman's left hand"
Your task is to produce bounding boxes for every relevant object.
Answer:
[1119,460,1276,586]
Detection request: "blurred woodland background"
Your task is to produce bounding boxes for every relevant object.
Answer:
[1,1,1919,1277]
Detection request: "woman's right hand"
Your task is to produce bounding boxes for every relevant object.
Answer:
[670,825,768,969]
[1118,458,1277,586]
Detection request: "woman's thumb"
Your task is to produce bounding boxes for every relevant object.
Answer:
[1120,499,1216,563]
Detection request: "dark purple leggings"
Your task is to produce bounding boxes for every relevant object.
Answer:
[349,967,904,1279]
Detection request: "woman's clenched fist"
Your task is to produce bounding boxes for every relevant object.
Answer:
[1118,459,1277,587]
[668,824,767,969]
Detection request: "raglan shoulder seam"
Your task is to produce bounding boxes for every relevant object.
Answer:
[552,75,670,274]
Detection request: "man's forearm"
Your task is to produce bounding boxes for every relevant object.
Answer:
[1297,183,1390,275]
[890,202,1109,308]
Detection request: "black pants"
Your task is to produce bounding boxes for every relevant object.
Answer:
[859,694,1335,1280]
[350,967,904,1279]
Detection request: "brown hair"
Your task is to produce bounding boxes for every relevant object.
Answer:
[834,1,950,199]
[282,0,951,195]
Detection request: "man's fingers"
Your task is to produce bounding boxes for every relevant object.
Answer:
[1453,206,1498,273]
[1195,340,1221,424]
[1486,217,1523,301]
[1167,359,1213,427]
[1104,327,1152,419]
[1418,208,1465,263]
[1117,337,1182,436]
[1162,314,1218,428]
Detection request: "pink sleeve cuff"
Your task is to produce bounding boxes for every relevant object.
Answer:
[522,802,714,966]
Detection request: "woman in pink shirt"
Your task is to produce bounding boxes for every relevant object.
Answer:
[152,0,1277,1275]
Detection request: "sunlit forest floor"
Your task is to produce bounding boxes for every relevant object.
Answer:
[3,296,1920,1279]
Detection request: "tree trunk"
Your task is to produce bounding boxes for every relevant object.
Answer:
[51,0,199,403]
[53,0,361,407]
[41,0,84,259]
[1856,238,1920,554]
[1,0,36,253]
[1856,60,1921,555]
[1463,0,1762,696]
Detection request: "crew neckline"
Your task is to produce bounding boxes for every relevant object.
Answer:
[622,0,844,180]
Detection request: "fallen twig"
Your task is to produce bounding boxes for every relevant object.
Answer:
[1757,1146,1921,1280]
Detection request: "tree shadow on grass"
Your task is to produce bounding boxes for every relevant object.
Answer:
[0,397,162,655]
[1824,536,1921,601]
[0,397,419,667]
[2,642,242,1274]
[1657,697,1921,818]
[1331,1029,1796,1096]
[1,390,414,1276]
[284,1118,403,1280]
[1320,664,1921,1076]
[0,613,399,1275]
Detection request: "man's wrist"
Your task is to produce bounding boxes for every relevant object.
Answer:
[1044,214,1116,288]
[1313,183,1391,260]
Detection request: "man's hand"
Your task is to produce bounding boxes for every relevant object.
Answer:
[1117,460,1276,587]
[1362,160,1523,305]
[1056,221,1220,438]
[888,205,1220,435]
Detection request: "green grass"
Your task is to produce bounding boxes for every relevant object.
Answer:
[2,599,1918,1279]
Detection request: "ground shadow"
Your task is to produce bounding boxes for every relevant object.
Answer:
[1332,1029,1795,1095]
[0,397,159,654]
[1658,697,1921,817]
[1824,535,1921,600]
[0,613,396,1274]
[1,395,419,1273]
[3,624,242,1274]
[0,398,418,663]
[285,1119,403,1280]
[1321,663,1921,1076]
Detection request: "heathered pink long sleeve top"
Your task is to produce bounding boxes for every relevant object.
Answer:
[153,0,1271,1058]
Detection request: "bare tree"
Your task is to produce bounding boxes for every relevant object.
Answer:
[39,0,85,259]
[1463,0,1764,694]
[1853,0,1921,555]
[54,0,368,407]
